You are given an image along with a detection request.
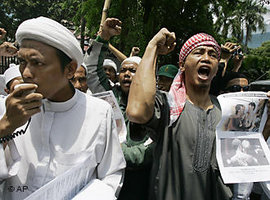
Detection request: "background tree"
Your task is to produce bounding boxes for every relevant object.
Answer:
[242,0,267,51]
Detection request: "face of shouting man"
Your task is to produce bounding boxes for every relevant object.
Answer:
[119,61,138,95]
[181,46,219,90]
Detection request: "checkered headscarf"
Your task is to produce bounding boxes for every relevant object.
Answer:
[179,33,220,65]
[168,33,220,126]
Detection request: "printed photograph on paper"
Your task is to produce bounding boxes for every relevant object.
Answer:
[217,93,268,133]
[221,138,269,167]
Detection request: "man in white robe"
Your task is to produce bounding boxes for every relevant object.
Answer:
[0,16,125,200]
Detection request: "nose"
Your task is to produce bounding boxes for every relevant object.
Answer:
[74,80,81,89]
[201,52,210,63]
[21,64,34,79]
[124,69,133,77]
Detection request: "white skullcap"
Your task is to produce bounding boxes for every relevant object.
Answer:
[81,62,87,74]
[4,63,21,86]
[121,56,141,66]
[103,59,117,72]
[16,16,83,68]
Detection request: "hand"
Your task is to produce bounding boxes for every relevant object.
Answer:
[220,42,239,60]
[0,42,18,57]
[232,54,244,72]
[0,28,7,40]
[149,28,176,55]
[99,18,122,41]
[2,84,43,136]
[130,47,140,57]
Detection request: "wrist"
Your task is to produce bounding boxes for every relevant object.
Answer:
[0,115,16,138]
[96,35,109,44]
[98,31,111,41]
[148,40,159,50]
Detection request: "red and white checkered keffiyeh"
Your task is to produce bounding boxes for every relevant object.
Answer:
[168,33,220,125]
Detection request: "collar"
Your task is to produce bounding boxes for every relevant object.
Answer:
[42,90,78,112]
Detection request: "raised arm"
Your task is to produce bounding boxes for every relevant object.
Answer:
[84,18,122,93]
[0,28,17,57]
[126,28,176,124]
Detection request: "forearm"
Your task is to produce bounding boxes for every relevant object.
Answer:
[84,38,111,93]
[127,41,158,124]
[0,114,16,138]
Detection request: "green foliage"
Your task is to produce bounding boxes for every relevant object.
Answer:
[241,55,270,82]
[80,0,216,65]
[241,40,270,82]
[0,0,80,40]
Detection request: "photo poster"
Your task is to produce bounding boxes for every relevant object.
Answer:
[216,91,270,184]
[92,91,127,143]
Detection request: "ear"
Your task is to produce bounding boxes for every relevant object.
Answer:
[179,62,185,72]
[64,60,77,79]
[4,88,9,94]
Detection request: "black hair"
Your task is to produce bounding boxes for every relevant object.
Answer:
[249,102,256,110]
[222,71,248,91]
[235,104,244,115]
[56,49,72,72]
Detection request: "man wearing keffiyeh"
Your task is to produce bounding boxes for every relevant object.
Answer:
[127,28,233,200]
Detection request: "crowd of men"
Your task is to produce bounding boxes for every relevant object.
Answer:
[0,16,269,200]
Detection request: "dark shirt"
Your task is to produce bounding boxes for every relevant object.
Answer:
[144,91,232,200]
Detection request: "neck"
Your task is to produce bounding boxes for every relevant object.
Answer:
[186,83,212,110]
[48,82,75,102]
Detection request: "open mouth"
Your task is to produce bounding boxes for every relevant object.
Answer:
[122,79,131,87]
[198,66,210,80]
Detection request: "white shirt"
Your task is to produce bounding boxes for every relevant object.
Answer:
[0,90,126,200]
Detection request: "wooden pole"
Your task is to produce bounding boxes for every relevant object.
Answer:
[99,0,112,32]
[99,0,127,62]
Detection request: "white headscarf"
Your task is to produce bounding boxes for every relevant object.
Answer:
[16,16,83,68]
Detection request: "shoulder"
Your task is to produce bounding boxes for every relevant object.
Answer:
[77,90,112,112]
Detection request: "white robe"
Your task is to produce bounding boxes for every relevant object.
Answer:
[0,89,126,200]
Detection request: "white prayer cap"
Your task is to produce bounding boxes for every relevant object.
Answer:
[15,16,83,68]
[81,62,87,74]
[4,63,21,86]
[121,56,141,66]
[103,59,117,72]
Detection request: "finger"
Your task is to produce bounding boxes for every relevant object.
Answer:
[168,42,176,53]
[107,18,122,27]
[166,32,176,46]
[22,100,42,110]
[21,93,43,103]
[22,107,41,117]
[13,84,38,97]
[115,25,122,32]
[267,91,270,97]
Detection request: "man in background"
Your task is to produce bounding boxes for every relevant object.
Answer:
[157,64,178,92]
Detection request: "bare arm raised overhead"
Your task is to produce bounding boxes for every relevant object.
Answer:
[126,28,176,124]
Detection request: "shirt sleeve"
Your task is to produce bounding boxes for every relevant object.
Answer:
[142,90,169,142]
[121,138,155,168]
[0,140,21,182]
[83,37,112,94]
